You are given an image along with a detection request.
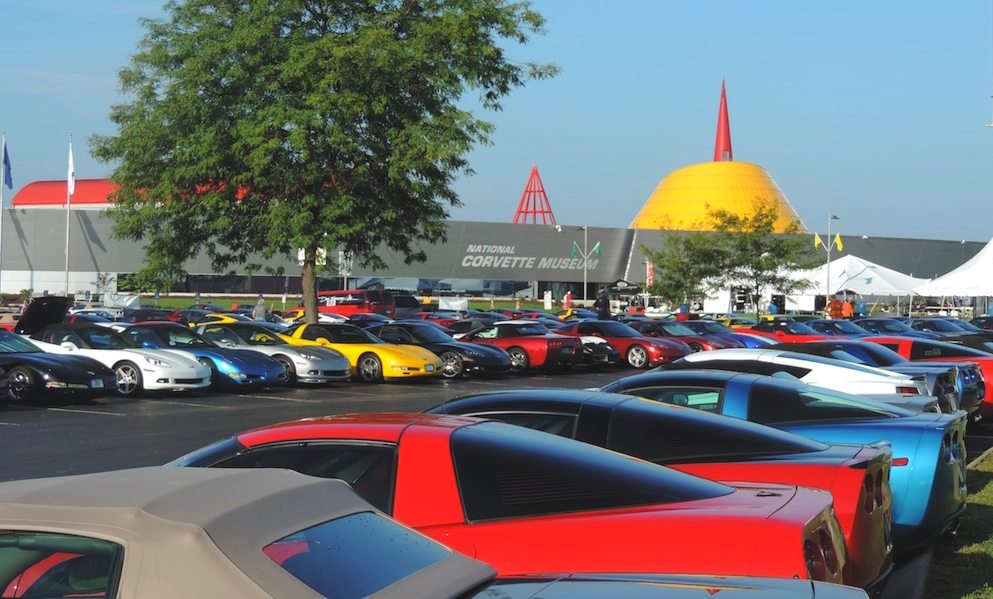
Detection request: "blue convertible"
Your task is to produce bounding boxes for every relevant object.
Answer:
[600,369,967,555]
[117,321,288,388]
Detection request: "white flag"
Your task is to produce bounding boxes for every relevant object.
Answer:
[67,139,75,196]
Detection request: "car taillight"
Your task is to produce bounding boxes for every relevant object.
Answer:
[892,457,910,466]
[804,538,826,581]
[897,386,920,395]
[818,528,840,576]
[548,340,562,350]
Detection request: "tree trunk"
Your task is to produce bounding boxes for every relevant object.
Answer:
[301,246,318,324]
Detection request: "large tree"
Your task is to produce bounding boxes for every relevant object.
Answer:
[92,0,556,321]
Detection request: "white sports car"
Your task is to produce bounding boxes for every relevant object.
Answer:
[668,348,937,412]
[25,323,210,397]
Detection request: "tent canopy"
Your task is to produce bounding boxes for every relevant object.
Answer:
[914,237,993,297]
[792,254,927,296]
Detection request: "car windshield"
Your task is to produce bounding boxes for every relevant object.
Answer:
[694,322,733,334]
[146,326,215,347]
[865,319,916,334]
[69,326,138,349]
[950,320,983,332]
[657,322,698,336]
[595,321,643,338]
[317,324,382,344]
[0,331,43,353]
[503,323,550,336]
[823,320,869,334]
[408,325,455,343]
[229,324,287,345]
[916,319,965,333]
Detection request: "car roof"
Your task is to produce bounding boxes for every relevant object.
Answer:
[0,467,494,599]
[238,412,484,445]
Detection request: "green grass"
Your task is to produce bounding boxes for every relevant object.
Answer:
[925,450,993,598]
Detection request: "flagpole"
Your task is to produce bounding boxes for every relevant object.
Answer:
[0,131,6,300]
[826,214,839,313]
[65,132,74,296]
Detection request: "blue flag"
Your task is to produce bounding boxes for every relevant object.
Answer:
[2,139,11,190]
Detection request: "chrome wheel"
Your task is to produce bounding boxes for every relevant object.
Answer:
[508,347,530,373]
[114,361,143,397]
[358,354,383,383]
[440,351,464,379]
[626,345,648,369]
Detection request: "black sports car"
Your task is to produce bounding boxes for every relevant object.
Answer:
[0,330,116,403]
[366,321,511,379]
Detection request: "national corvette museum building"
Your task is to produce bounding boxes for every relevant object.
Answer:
[1,84,982,299]
[1,178,979,300]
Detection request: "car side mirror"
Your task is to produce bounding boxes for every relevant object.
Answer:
[60,342,78,351]
[141,340,161,349]
[217,339,236,348]
[774,330,786,337]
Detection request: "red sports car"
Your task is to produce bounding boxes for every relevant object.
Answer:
[172,412,847,585]
[624,319,742,351]
[428,389,893,591]
[406,311,463,328]
[556,320,692,368]
[749,318,831,342]
[460,320,581,372]
[864,335,993,419]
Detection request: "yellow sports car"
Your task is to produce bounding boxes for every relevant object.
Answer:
[282,323,442,382]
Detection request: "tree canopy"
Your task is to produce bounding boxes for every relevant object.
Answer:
[643,200,818,315]
[91,0,556,320]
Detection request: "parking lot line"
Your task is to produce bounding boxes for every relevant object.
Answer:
[231,394,322,403]
[48,408,126,417]
[0,422,18,426]
[153,400,219,408]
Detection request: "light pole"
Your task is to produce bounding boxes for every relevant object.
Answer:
[572,226,600,305]
[825,214,840,309]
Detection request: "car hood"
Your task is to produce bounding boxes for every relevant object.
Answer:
[13,296,73,335]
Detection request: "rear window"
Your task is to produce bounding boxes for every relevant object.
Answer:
[748,380,897,424]
[203,442,397,513]
[451,421,731,521]
[264,512,448,599]
[0,532,122,598]
[910,340,991,360]
[607,398,826,463]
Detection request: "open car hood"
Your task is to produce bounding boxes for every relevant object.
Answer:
[13,296,73,335]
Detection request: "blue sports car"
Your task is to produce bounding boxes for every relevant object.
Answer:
[600,369,967,555]
[117,321,288,388]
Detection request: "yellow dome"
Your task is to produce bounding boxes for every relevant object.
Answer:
[629,161,806,233]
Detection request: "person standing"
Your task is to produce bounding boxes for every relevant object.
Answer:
[594,289,610,320]
[253,295,268,321]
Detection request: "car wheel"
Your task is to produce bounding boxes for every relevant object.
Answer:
[440,351,464,379]
[357,353,384,383]
[508,347,530,373]
[114,361,144,397]
[7,366,38,403]
[626,345,648,369]
[197,357,219,385]
[274,355,296,384]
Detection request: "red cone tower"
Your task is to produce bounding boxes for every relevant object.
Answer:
[512,165,557,225]
[713,80,733,162]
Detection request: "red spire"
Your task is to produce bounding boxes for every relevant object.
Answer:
[713,80,733,162]
[512,165,557,225]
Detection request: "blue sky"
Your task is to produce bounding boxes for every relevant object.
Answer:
[1,1,991,241]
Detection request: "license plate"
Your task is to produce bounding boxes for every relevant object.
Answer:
[91,379,104,389]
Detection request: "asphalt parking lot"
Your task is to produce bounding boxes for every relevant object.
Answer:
[0,367,625,482]
[1,366,987,599]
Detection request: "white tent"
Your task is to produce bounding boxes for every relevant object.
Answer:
[914,237,993,297]
[793,254,928,296]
